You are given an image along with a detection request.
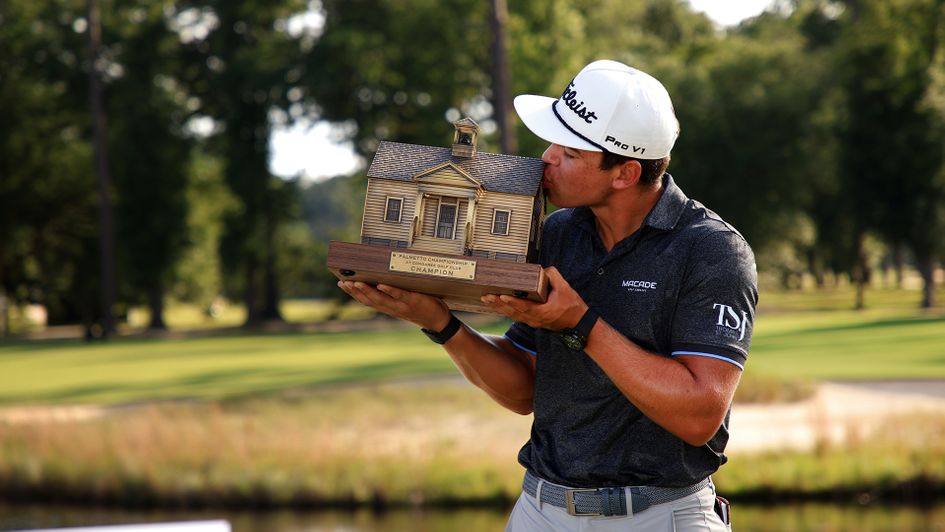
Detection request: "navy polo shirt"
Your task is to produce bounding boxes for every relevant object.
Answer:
[505,174,758,489]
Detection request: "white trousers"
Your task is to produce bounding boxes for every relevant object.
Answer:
[505,483,731,532]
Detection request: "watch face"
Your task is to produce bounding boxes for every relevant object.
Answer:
[561,330,586,351]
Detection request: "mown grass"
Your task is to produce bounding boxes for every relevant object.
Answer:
[749,288,945,380]
[2,286,944,407]
[0,326,455,406]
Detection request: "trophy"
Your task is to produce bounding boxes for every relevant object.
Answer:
[327,118,548,314]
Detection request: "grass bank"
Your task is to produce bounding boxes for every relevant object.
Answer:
[1,382,943,509]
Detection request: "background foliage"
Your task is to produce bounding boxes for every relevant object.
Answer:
[1,0,944,336]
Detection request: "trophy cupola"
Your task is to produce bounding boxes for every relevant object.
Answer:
[451,117,480,158]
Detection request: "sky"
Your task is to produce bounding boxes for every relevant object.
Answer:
[268,0,776,181]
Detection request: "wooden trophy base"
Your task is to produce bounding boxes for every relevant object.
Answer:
[327,240,548,314]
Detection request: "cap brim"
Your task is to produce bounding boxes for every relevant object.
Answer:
[514,95,600,152]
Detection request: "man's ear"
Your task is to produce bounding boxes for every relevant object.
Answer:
[612,159,642,190]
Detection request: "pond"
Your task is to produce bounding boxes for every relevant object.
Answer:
[2,503,944,531]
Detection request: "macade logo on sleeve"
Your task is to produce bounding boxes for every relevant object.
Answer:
[712,303,751,342]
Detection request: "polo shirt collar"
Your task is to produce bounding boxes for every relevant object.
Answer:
[570,173,689,235]
[644,173,688,231]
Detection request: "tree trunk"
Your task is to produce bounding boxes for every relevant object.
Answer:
[918,255,936,309]
[258,199,283,321]
[808,250,825,288]
[242,256,259,327]
[0,292,8,338]
[260,239,283,321]
[490,0,517,155]
[851,232,867,310]
[0,256,6,337]
[86,0,117,338]
[147,284,167,330]
[893,242,904,288]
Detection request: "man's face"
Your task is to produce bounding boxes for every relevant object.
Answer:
[540,144,616,208]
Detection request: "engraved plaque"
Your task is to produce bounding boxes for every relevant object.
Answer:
[389,252,477,280]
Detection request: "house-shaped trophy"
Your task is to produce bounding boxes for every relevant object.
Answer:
[327,117,548,314]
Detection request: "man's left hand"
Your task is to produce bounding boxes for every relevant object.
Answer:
[481,266,587,330]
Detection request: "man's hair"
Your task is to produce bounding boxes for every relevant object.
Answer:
[599,151,670,186]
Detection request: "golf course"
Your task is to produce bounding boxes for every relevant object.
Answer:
[1,285,944,510]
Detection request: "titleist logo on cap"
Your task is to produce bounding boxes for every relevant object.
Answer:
[560,82,598,124]
[513,59,678,159]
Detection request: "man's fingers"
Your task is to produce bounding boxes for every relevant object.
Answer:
[482,293,543,327]
[544,266,564,283]
[361,283,412,312]
[339,281,396,311]
[498,294,534,312]
[338,281,451,331]
[337,281,372,307]
[376,284,404,301]
[544,266,571,293]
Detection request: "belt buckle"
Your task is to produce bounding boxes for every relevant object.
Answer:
[564,488,601,516]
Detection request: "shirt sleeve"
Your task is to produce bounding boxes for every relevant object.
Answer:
[504,321,538,355]
[670,230,758,369]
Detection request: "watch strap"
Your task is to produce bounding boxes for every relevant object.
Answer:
[574,307,599,339]
[560,307,599,351]
[421,313,463,344]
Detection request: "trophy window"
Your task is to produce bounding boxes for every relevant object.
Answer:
[491,209,511,235]
[384,197,403,223]
[435,201,458,239]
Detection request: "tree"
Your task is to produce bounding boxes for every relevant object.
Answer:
[834,0,945,307]
[176,0,307,326]
[632,6,835,265]
[307,0,494,159]
[0,0,106,336]
[86,0,118,336]
[490,0,516,154]
[297,175,362,305]
[106,0,193,330]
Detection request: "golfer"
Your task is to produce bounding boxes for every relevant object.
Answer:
[340,59,757,531]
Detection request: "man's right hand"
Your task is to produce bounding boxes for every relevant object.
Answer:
[337,281,452,331]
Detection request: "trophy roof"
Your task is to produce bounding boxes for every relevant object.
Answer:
[368,141,544,197]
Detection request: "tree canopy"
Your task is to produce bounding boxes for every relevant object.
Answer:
[2,0,944,337]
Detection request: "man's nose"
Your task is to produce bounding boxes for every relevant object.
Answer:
[541,144,560,165]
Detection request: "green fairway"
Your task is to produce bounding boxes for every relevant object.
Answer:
[0,327,459,406]
[1,288,943,406]
[750,308,945,379]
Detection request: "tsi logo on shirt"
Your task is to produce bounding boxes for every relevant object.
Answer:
[713,303,750,341]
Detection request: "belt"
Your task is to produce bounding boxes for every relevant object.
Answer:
[523,470,710,517]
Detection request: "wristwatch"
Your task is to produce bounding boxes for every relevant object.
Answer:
[421,313,463,344]
[560,308,599,351]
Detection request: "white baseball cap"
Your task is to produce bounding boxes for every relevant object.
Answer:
[514,60,679,160]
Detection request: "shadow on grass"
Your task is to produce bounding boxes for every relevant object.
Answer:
[0,357,455,406]
[759,314,945,339]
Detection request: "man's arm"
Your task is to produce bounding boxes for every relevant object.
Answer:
[338,281,536,414]
[482,267,741,446]
[442,323,536,414]
[581,318,741,446]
